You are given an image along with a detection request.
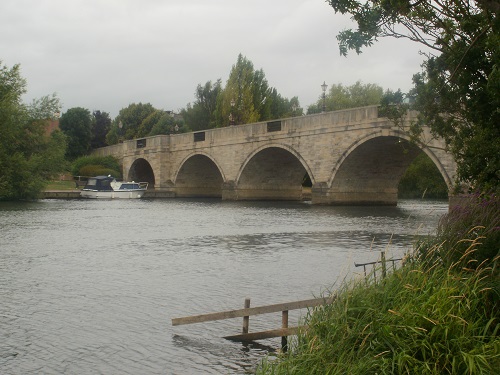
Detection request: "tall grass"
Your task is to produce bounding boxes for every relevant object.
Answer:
[256,194,499,374]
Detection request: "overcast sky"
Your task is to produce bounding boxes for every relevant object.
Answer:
[2,0,428,118]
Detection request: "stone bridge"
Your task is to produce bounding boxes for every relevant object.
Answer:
[93,105,456,205]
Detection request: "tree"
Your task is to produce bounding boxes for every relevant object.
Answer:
[212,54,303,127]
[59,107,93,160]
[182,80,222,131]
[398,153,448,199]
[181,55,302,130]
[137,110,164,137]
[106,102,156,145]
[307,81,384,114]
[138,110,187,136]
[149,112,187,136]
[267,89,303,119]
[216,54,261,126]
[71,155,122,179]
[326,0,500,191]
[0,62,67,200]
[91,110,111,149]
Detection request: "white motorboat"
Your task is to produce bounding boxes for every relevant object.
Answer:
[80,176,148,199]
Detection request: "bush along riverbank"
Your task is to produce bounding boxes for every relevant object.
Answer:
[257,193,499,374]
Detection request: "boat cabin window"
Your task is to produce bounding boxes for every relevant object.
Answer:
[86,178,97,187]
[120,183,140,190]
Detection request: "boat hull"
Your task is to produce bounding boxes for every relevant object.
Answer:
[80,189,146,199]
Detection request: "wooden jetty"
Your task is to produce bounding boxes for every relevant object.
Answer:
[172,295,335,351]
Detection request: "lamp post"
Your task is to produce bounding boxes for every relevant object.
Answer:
[229,98,235,126]
[118,121,123,143]
[321,81,328,112]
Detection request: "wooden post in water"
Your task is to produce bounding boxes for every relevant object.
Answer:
[281,310,289,352]
[242,298,250,334]
[381,251,387,279]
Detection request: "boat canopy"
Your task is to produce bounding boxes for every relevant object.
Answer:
[83,176,114,191]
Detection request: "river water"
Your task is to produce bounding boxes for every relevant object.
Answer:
[0,198,447,374]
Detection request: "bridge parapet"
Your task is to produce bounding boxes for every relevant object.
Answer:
[94,106,385,158]
[92,143,124,157]
[121,135,169,155]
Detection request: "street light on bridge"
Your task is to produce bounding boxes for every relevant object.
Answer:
[321,81,328,112]
[229,98,235,126]
[118,121,123,143]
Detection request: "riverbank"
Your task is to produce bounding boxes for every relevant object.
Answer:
[40,190,82,199]
[41,189,310,200]
[256,193,499,374]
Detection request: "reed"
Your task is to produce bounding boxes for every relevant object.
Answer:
[256,194,499,374]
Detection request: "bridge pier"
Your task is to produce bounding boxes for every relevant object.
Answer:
[221,181,237,200]
[222,181,304,201]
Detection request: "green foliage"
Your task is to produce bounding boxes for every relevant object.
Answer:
[138,110,186,137]
[216,54,261,126]
[137,110,164,137]
[106,102,156,144]
[307,81,384,114]
[71,155,122,179]
[379,89,412,133]
[105,122,120,145]
[182,80,222,131]
[326,0,500,192]
[78,165,121,179]
[257,195,499,374]
[420,193,500,271]
[149,114,187,136]
[59,107,93,160]
[91,110,111,149]
[398,153,448,199]
[183,54,303,129]
[0,61,67,201]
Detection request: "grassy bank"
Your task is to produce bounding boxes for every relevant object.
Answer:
[257,194,499,374]
[44,180,78,190]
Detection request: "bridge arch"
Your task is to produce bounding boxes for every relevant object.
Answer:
[326,130,450,205]
[174,152,225,198]
[233,144,313,201]
[127,158,155,188]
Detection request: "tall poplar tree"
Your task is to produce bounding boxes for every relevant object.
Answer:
[217,54,260,126]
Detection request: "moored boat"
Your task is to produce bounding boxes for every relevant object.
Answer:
[80,175,148,199]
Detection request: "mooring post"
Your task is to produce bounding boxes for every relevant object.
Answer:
[381,251,387,279]
[242,298,250,334]
[281,310,289,352]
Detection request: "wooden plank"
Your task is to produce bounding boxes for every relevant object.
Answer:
[224,326,304,342]
[282,310,289,351]
[242,298,250,333]
[171,296,334,326]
